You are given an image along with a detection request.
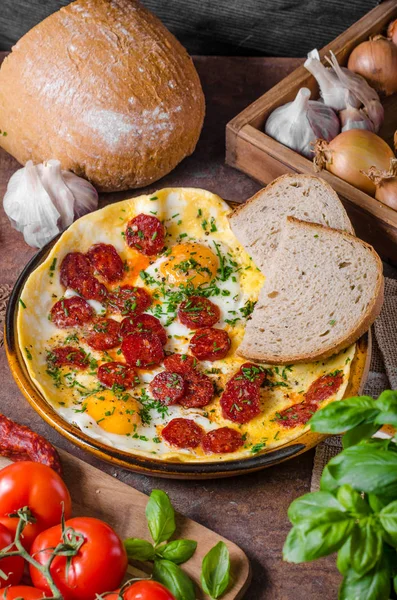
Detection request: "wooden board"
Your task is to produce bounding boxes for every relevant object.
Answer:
[0,451,251,599]
[226,0,397,265]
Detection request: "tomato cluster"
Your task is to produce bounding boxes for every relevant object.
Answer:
[0,462,175,600]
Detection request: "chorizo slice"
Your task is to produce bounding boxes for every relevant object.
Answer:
[161,418,204,449]
[126,214,166,255]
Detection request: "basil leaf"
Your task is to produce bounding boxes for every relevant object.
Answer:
[368,494,389,514]
[350,519,383,575]
[320,464,339,493]
[201,541,230,599]
[309,396,378,434]
[327,445,397,497]
[376,390,397,413]
[146,490,176,545]
[336,484,371,517]
[380,500,397,547]
[288,491,345,525]
[156,539,197,564]
[337,538,351,576]
[283,514,355,563]
[342,423,380,449]
[124,538,155,561]
[153,559,195,600]
[339,562,391,600]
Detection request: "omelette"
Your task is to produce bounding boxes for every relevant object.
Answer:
[17,188,355,462]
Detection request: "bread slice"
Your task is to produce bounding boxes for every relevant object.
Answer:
[238,217,384,364]
[229,174,354,273]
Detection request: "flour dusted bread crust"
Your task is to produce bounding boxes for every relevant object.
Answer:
[238,217,383,364]
[0,0,205,192]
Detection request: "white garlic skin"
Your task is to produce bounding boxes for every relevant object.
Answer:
[3,160,98,248]
[265,88,340,159]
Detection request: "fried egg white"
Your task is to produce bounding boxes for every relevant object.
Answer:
[17,188,355,462]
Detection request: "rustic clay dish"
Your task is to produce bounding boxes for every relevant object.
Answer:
[5,237,371,479]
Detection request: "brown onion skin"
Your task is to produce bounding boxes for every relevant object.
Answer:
[314,129,394,196]
[347,37,397,96]
[375,180,397,210]
[388,19,397,46]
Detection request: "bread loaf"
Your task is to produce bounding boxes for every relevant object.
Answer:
[238,217,383,364]
[0,0,205,192]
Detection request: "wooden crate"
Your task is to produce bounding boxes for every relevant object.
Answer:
[226,0,397,264]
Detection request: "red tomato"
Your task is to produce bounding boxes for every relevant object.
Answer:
[0,523,24,586]
[0,587,46,599]
[107,581,176,600]
[30,517,127,600]
[0,462,71,549]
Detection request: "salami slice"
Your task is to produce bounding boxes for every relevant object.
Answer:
[71,275,108,302]
[237,363,267,386]
[126,214,166,255]
[163,353,198,374]
[202,427,244,454]
[85,318,121,351]
[47,346,88,369]
[220,378,261,424]
[120,314,167,345]
[50,297,94,329]
[178,297,220,329]
[305,372,344,404]
[60,252,92,287]
[121,332,164,368]
[162,418,204,449]
[178,371,214,408]
[149,372,185,404]
[275,402,316,428]
[189,328,231,362]
[87,243,124,283]
[97,362,139,389]
[108,285,151,316]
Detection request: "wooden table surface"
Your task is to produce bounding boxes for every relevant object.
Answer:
[0,54,341,599]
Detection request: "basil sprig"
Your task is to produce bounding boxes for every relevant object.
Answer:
[283,390,397,600]
[201,541,231,599]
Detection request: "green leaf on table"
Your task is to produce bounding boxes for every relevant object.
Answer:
[309,396,378,434]
[342,423,380,449]
[337,538,351,575]
[339,561,391,600]
[287,492,345,525]
[380,500,397,547]
[124,538,155,561]
[156,539,197,564]
[336,484,371,517]
[201,541,231,599]
[320,464,340,493]
[153,559,195,600]
[350,519,383,575]
[146,490,176,545]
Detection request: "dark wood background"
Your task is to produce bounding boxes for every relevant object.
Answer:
[1,0,379,56]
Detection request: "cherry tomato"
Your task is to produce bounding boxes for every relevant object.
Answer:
[0,587,46,599]
[0,462,71,549]
[107,581,176,600]
[0,523,24,586]
[30,517,127,600]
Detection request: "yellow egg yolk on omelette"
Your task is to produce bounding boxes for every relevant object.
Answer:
[160,242,218,286]
[86,390,140,434]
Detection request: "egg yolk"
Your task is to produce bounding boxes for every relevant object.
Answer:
[86,390,140,435]
[160,243,218,286]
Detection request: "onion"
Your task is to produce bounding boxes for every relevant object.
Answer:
[313,129,395,195]
[347,36,397,96]
[387,19,397,46]
[363,158,397,210]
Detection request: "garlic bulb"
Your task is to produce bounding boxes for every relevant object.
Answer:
[340,96,374,132]
[265,87,340,159]
[3,160,98,248]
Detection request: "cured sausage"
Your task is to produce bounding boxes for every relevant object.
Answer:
[97,362,139,389]
[178,297,220,329]
[220,378,261,424]
[0,415,62,474]
[71,275,108,302]
[108,285,151,316]
[87,243,124,283]
[120,314,167,345]
[202,427,243,454]
[161,418,204,449]
[126,214,166,255]
[85,318,121,351]
[189,328,231,361]
[163,353,198,374]
[178,371,214,409]
[305,371,344,404]
[47,346,88,369]
[60,252,92,287]
[237,363,267,386]
[121,332,164,368]
[50,297,94,329]
[149,372,186,404]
